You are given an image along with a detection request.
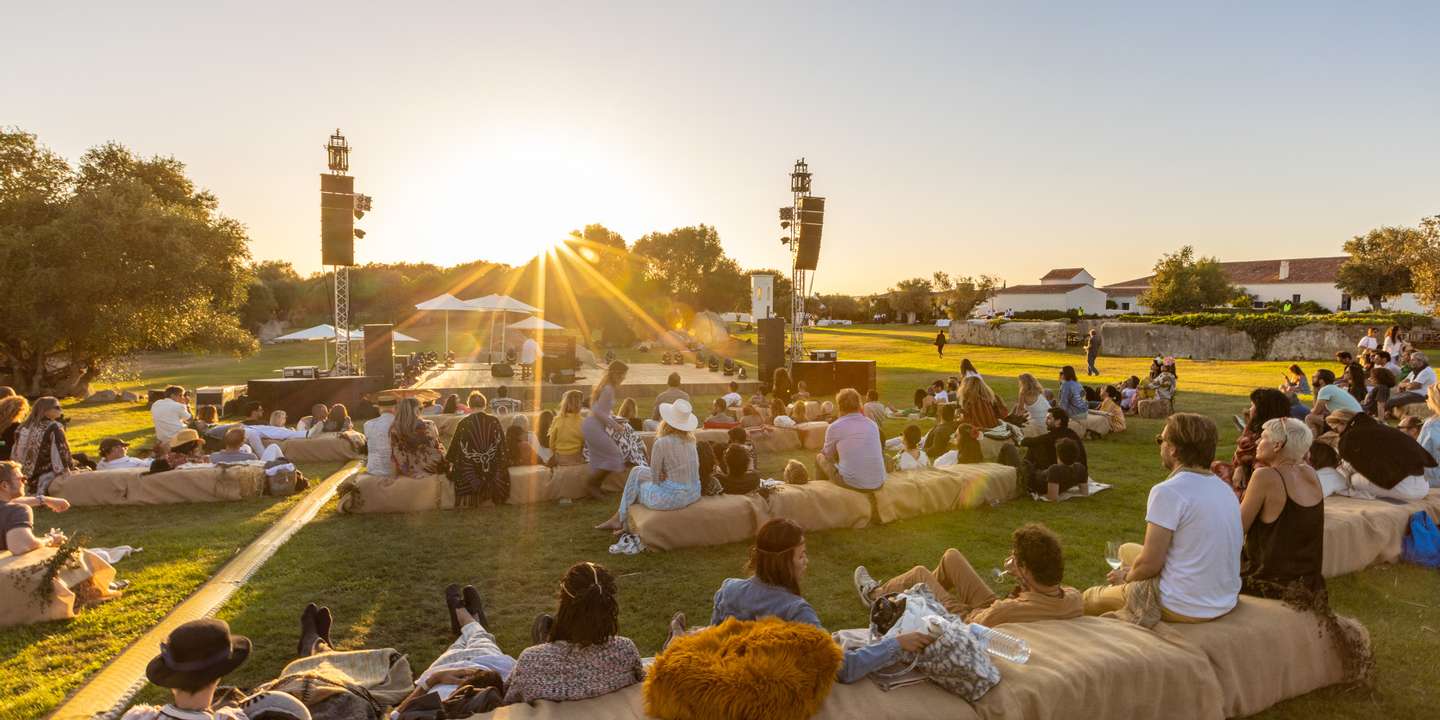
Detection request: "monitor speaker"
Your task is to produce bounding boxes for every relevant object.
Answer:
[363,324,394,383]
[791,360,835,397]
[756,317,786,388]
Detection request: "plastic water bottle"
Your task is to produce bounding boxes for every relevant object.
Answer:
[968,623,1030,664]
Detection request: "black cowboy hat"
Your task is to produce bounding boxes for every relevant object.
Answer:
[145,618,251,689]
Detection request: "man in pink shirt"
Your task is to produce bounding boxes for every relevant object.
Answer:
[815,388,887,490]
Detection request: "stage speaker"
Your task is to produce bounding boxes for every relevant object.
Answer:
[792,360,835,397]
[320,174,356,266]
[363,324,394,383]
[492,363,514,378]
[795,196,824,271]
[834,360,877,396]
[756,317,786,388]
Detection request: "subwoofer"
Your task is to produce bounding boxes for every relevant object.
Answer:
[833,360,877,396]
[791,360,835,397]
[756,317,786,388]
[363,324,394,383]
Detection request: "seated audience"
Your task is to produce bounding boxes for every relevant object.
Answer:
[727,426,757,470]
[1334,412,1434,501]
[710,519,933,684]
[506,424,538,466]
[1343,363,1368,405]
[1213,388,1292,494]
[1376,350,1401,377]
[1120,376,1141,413]
[16,396,80,494]
[596,400,702,532]
[1240,418,1323,599]
[861,389,890,430]
[1386,351,1435,413]
[1286,391,1310,421]
[391,398,445,476]
[446,392,512,507]
[1418,385,1440,488]
[717,443,760,495]
[189,404,219,437]
[150,385,192,444]
[467,392,487,414]
[960,358,981,379]
[1362,367,1396,418]
[119,618,283,720]
[1013,373,1051,436]
[704,397,738,427]
[1306,368,1363,437]
[817,400,838,423]
[1030,437,1088,501]
[721,381,743,408]
[318,403,353,433]
[149,429,209,473]
[268,410,288,427]
[748,386,771,415]
[535,410,555,465]
[548,391,586,466]
[1097,386,1127,433]
[958,375,1008,430]
[1057,366,1088,419]
[507,562,644,704]
[815,389,887,491]
[793,380,812,401]
[1083,414,1241,623]
[854,523,1083,624]
[421,399,443,416]
[296,403,329,433]
[895,424,929,471]
[616,398,643,430]
[0,395,28,461]
[1307,441,1348,497]
[783,458,810,484]
[2,460,72,555]
[353,393,379,424]
[924,403,959,458]
[364,396,397,476]
[1145,364,1177,404]
[441,393,461,415]
[650,373,690,424]
[1334,351,1357,386]
[1280,364,1311,396]
[97,438,151,470]
[209,427,259,464]
[912,387,934,417]
[1021,408,1087,483]
[738,404,764,428]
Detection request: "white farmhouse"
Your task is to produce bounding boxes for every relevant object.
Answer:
[989,268,1110,316]
[1102,256,1426,313]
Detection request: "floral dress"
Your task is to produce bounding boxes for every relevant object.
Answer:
[391,419,445,477]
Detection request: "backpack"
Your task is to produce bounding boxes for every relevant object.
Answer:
[265,468,308,497]
[1402,511,1440,568]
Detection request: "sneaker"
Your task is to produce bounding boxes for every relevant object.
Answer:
[531,613,554,645]
[853,566,879,608]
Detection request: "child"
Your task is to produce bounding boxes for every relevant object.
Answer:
[738,404,764,428]
[718,443,760,495]
[1308,441,1348,497]
[727,426,757,471]
[783,458,809,485]
[1120,376,1140,412]
[1030,437,1088,502]
[793,381,811,401]
[895,424,929,471]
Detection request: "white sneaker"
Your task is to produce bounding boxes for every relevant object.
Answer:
[853,566,878,608]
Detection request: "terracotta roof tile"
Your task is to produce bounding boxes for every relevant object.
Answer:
[1102,256,1347,289]
[996,283,1088,295]
[1040,268,1087,281]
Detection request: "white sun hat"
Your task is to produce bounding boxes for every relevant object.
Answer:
[658,399,700,432]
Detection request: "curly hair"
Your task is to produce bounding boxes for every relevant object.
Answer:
[1012,523,1065,587]
[550,562,620,647]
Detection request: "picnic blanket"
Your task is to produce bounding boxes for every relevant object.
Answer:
[1322,490,1440,577]
[47,465,267,506]
[1033,480,1112,503]
[0,545,119,627]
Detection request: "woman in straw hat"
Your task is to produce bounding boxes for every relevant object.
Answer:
[595,399,701,534]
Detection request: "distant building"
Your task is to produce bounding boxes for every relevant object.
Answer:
[1102,256,1425,313]
[989,268,1109,316]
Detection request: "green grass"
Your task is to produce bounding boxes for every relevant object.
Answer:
[10,325,1438,718]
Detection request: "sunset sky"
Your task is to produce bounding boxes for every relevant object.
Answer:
[6,2,1439,295]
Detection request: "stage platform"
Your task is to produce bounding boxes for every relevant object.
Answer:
[413,362,761,404]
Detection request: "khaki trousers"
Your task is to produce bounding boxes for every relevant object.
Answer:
[1081,543,1211,623]
[873,548,997,616]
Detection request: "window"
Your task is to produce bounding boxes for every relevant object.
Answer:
[1292,293,1301,304]
[1340,294,1351,311]
[1252,301,1265,310]
[1121,302,1130,310]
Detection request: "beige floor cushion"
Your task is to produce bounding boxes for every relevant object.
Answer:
[1394,402,1435,420]
[796,421,829,450]
[430,413,466,446]
[549,464,628,498]
[758,481,873,531]
[1077,412,1110,437]
[628,494,764,551]
[804,400,823,419]
[280,433,362,462]
[0,546,118,627]
[750,427,801,453]
[1137,398,1172,419]
[507,465,554,504]
[873,463,1018,524]
[48,466,266,506]
[337,472,454,513]
[694,428,732,445]
[1322,490,1440,577]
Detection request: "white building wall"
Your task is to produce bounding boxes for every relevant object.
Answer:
[993,286,1109,315]
[1242,283,1424,312]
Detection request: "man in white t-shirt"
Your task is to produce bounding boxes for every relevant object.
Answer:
[721,381,743,408]
[1305,368,1363,437]
[519,336,539,366]
[1386,351,1435,413]
[364,397,398,476]
[1356,327,1378,353]
[1082,413,1241,622]
[150,386,191,443]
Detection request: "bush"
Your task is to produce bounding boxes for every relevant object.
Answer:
[1110,311,1434,358]
[1007,309,1083,321]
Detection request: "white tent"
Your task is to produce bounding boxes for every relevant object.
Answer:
[414,293,482,354]
[349,328,419,343]
[465,294,540,360]
[508,316,564,331]
[273,324,342,342]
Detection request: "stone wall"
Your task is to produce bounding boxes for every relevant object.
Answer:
[949,320,1067,351]
[1099,322,1373,361]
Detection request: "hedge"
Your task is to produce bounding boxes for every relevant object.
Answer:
[1109,311,1435,357]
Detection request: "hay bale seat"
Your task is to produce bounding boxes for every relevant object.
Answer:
[627,494,765,551]
[873,463,1018,524]
[0,546,119,628]
[279,433,363,462]
[337,472,454,514]
[467,597,1360,720]
[431,412,543,447]
[1393,402,1435,420]
[1322,490,1440,577]
[1137,397,1172,419]
[795,421,830,450]
[1076,412,1111,438]
[749,427,801,453]
[759,481,873,532]
[47,465,267,506]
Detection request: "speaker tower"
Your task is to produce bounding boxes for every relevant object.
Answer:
[363,324,394,383]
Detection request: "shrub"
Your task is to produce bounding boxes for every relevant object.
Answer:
[1111,311,1434,358]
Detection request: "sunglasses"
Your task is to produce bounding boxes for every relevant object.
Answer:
[1154,433,1168,446]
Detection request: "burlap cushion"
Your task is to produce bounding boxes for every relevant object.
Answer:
[695,429,732,445]
[548,464,627,498]
[280,433,362,462]
[873,463,1018,524]
[758,481,872,531]
[1394,402,1435,419]
[1137,398,1172,419]
[429,413,466,446]
[1322,490,1440,577]
[1077,412,1111,437]
[0,546,117,627]
[507,465,554,504]
[337,472,454,513]
[750,427,801,453]
[628,494,763,550]
[46,469,137,506]
[49,466,266,506]
[795,422,829,450]
[804,401,822,419]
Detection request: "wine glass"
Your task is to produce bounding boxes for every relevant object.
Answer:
[1105,541,1123,571]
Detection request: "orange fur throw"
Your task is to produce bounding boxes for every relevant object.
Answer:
[644,617,844,720]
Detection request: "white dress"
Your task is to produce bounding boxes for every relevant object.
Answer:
[896,449,929,471]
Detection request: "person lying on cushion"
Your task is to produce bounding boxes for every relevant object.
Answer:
[148,430,210,474]
[1083,413,1242,623]
[710,518,934,683]
[1238,418,1324,600]
[96,437,152,470]
[854,523,1083,626]
[815,389,887,491]
[209,427,259,464]
[1,460,71,555]
[595,401,702,533]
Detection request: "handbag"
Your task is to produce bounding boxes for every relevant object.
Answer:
[868,584,1001,702]
[1402,510,1440,568]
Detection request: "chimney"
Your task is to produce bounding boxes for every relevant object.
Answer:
[1278,260,1290,281]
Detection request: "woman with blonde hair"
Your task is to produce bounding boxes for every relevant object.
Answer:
[549,390,586,466]
[596,399,702,533]
[0,395,30,461]
[390,397,446,477]
[1239,418,1323,598]
[959,375,1007,430]
[1012,373,1050,437]
[582,361,629,497]
[15,397,78,494]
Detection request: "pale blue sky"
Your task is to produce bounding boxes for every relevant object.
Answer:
[5,2,1437,294]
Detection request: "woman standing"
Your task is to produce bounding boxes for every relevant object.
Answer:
[446,393,511,506]
[582,362,629,498]
[1239,418,1324,599]
[958,376,1007,431]
[15,397,78,495]
[934,330,947,358]
[1013,373,1050,437]
[0,396,30,461]
[960,358,981,379]
[391,398,446,476]
[771,367,794,408]
[596,400,702,533]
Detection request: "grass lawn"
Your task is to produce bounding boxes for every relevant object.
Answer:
[8,325,1437,718]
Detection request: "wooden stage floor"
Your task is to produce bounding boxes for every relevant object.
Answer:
[413,362,761,404]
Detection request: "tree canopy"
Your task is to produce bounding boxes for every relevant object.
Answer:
[887,277,935,319]
[1138,246,1236,313]
[0,128,256,396]
[933,272,999,320]
[1336,226,1418,310]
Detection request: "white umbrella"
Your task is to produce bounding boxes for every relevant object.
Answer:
[465,294,540,359]
[349,328,420,342]
[273,323,342,367]
[508,316,564,331]
[414,293,483,354]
